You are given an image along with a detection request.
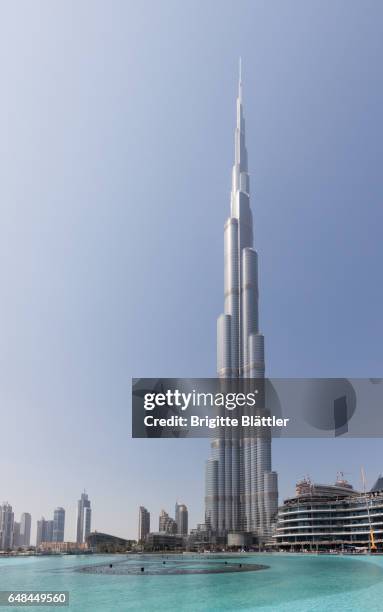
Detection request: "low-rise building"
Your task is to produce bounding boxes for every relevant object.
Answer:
[274,476,383,552]
[86,532,136,553]
[37,541,89,553]
[145,532,184,551]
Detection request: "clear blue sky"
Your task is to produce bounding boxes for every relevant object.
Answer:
[1,0,382,541]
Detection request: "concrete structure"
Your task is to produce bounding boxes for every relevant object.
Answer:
[205,458,218,531]
[36,518,53,547]
[0,503,14,550]
[37,541,89,553]
[86,532,135,552]
[76,491,91,544]
[175,502,188,535]
[227,532,253,548]
[53,507,65,542]
[158,509,177,534]
[274,477,383,551]
[138,506,150,542]
[205,63,278,542]
[188,523,213,550]
[371,475,383,492]
[146,532,184,551]
[12,522,21,548]
[20,513,31,547]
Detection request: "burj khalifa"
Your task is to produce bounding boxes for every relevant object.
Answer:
[205,63,278,543]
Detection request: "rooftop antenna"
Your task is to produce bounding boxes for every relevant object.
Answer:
[238,57,243,100]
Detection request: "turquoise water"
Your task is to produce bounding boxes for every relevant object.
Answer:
[1,553,383,611]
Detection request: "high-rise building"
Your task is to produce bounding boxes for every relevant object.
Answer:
[13,521,21,548]
[158,509,177,534]
[205,63,278,542]
[0,502,14,550]
[20,513,31,547]
[76,491,91,544]
[205,458,218,531]
[138,506,150,541]
[53,507,65,542]
[175,503,188,535]
[36,518,53,547]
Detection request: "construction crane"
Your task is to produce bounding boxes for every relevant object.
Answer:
[361,467,377,553]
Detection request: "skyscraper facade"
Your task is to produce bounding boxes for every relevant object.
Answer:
[205,65,278,541]
[158,509,177,534]
[36,518,53,547]
[20,513,31,547]
[175,503,188,535]
[0,503,14,550]
[13,522,21,548]
[53,507,65,542]
[138,506,150,541]
[76,491,91,544]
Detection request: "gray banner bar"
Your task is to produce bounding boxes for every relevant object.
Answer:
[132,378,383,438]
[0,592,69,606]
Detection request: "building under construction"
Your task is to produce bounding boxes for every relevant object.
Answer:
[274,475,383,552]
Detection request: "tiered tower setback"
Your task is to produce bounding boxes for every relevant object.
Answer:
[206,63,278,540]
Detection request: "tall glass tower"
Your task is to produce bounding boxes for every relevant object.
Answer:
[20,512,31,547]
[205,63,278,541]
[53,507,65,542]
[76,491,91,544]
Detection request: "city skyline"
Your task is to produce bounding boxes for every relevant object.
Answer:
[0,494,83,549]
[4,468,383,551]
[0,496,192,550]
[1,1,383,542]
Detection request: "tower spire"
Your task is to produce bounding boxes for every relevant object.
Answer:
[232,57,249,211]
[238,57,242,101]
